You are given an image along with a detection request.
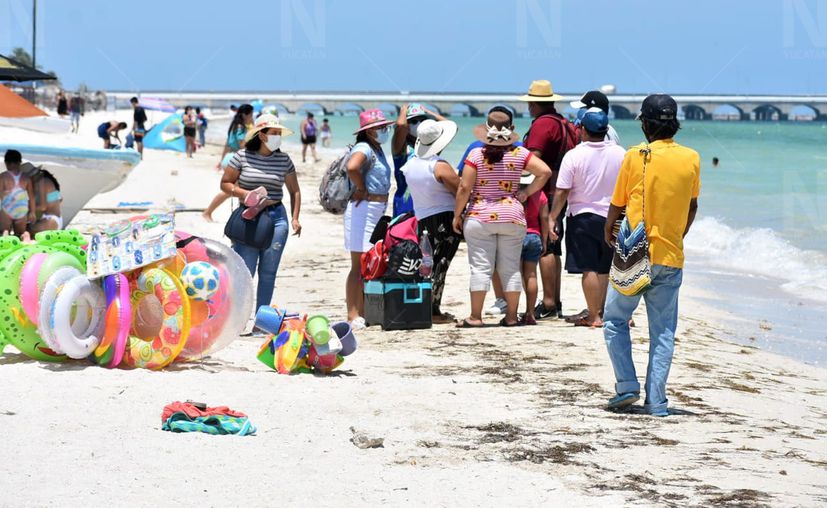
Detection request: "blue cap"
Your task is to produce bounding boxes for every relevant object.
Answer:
[581,107,609,134]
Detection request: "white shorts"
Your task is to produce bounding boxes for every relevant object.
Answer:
[344,201,386,252]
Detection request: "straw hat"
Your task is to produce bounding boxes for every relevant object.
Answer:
[353,109,394,134]
[244,113,294,143]
[518,79,564,102]
[414,119,458,158]
[473,110,520,147]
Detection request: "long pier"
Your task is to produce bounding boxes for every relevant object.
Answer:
[108,91,827,121]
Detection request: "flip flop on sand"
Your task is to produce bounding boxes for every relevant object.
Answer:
[432,312,456,324]
[572,316,602,328]
[607,392,640,410]
[565,309,589,323]
[456,319,483,329]
[499,317,521,327]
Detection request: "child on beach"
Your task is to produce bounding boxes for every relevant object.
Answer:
[519,171,549,326]
[1,150,36,236]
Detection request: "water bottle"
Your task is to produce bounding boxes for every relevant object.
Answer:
[419,229,434,278]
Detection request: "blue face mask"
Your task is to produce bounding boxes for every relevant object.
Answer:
[375,128,390,144]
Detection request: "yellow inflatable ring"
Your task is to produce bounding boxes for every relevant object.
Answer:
[123,268,191,369]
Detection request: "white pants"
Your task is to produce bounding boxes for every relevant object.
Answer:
[464,219,526,292]
[344,201,386,252]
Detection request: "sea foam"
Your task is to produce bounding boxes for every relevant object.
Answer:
[685,216,827,303]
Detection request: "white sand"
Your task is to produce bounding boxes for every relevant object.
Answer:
[1,115,825,506]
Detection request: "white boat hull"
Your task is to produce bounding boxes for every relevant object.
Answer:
[0,143,141,225]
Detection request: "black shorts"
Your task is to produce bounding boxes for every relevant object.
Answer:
[543,199,565,257]
[303,135,317,145]
[134,128,145,142]
[184,126,197,137]
[564,212,613,274]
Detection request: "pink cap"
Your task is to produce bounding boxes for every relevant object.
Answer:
[353,108,394,134]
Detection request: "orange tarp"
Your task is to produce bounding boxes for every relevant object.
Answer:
[0,84,47,118]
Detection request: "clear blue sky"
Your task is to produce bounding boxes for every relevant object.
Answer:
[2,0,825,94]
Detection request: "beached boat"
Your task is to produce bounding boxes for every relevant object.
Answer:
[0,143,141,224]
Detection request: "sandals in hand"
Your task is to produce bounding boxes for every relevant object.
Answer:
[242,187,269,219]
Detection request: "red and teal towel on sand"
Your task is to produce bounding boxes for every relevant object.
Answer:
[161,401,256,436]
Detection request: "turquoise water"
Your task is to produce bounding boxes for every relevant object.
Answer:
[270,113,826,363]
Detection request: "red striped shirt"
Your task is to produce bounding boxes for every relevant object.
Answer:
[463,146,532,226]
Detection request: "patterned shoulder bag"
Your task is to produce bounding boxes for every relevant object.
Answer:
[609,146,653,296]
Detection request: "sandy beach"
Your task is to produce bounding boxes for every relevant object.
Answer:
[0,111,825,506]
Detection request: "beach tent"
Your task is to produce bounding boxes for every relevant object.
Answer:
[0,54,56,82]
[0,84,47,117]
[142,114,185,152]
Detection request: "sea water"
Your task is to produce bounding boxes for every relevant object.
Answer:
[271,114,827,365]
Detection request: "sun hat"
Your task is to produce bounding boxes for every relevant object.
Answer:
[414,119,458,158]
[571,90,610,114]
[519,170,535,186]
[637,94,678,121]
[518,80,564,102]
[244,113,294,143]
[353,108,394,134]
[581,107,609,135]
[406,102,427,120]
[473,110,519,146]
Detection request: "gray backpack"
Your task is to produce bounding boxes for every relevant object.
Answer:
[319,144,374,214]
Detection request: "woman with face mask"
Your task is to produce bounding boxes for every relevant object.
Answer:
[220,114,302,311]
[344,109,394,329]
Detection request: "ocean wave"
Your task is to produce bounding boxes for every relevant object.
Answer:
[685,216,827,303]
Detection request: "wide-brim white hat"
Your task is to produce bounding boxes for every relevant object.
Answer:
[244,113,294,143]
[414,120,458,159]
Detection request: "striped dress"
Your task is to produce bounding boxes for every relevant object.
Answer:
[229,149,296,201]
[463,146,532,226]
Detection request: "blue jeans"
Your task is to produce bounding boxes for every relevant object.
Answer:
[603,265,683,415]
[232,204,290,311]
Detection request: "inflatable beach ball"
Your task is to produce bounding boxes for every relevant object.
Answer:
[180,261,220,301]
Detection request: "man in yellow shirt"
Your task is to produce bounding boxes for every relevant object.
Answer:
[602,94,700,417]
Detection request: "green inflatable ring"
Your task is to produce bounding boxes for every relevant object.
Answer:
[0,231,87,362]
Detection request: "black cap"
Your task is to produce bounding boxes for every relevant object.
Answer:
[570,91,610,114]
[638,94,678,121]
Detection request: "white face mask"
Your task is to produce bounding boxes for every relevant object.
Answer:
[408,122,419,137]
[375,128,390,144]
[264,134,281,151]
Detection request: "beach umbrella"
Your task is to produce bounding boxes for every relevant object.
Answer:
[0,84,47,117]
[0,54,56,82]
[139,97,176,113]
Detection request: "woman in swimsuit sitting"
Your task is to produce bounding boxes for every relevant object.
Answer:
[29,166,63,233]
[1,150,36,236]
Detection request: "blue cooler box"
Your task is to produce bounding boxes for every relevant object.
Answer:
[364,278,432,330]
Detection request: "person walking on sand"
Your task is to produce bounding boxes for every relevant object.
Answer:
[203,104,254,222]
[602,94,700,416]
[130,97,148,158]
[56,90,68,118]
[1,150,36,237]
[97,120,128,149]
[344,109,394,329]
[392,103,448,217]
[518,79,577,321]
[453,109,551,328]
[300,112,321,163]
[220,114,302,310]
[196,107,208,148]
[401,119,462,324]
[69,92,84,133]
[549,108,625,328]
[183,106,197,158]
[320,118,332,147]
